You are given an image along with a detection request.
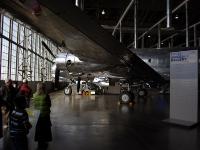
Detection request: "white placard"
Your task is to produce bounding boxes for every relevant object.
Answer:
[167,50,198,126]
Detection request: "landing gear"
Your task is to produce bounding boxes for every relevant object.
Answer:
[119,91,135,104]
[137,89,147,97]
[64,86,72,95]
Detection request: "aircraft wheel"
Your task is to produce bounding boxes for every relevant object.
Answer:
[82,91,85,95]
[138,89,147,97]
[119,92,134,104]
[85,91,90,96]
[64,86,72,95]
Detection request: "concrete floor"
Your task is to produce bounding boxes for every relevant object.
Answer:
[1,90,200,150]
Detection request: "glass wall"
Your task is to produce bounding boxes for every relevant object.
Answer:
[0,12,59,81]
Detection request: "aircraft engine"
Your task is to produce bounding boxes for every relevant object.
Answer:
[66,60,72,66]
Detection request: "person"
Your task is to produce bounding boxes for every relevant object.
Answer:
[0,79,17,110]
[18,79,32,107]
[0,79,17,128]
[77,76,81,93]
[33,82,52,149]
[0,96,3,138]
[9,94,32,150]
[13,81,18,89]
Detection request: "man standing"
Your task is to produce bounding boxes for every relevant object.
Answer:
[77,77,81,93]
[18,79,32,107]
[0,79,17,128]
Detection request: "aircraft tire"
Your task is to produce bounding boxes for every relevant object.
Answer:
[138,89,147,97]
[119,92,134,104]
[85,91,90,96]
[64,86,72,95]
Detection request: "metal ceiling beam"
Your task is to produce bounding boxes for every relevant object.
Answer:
[151,20,200,48]
[128,0,190,48]
[112,0,135,36]
[42,41,56,58]
[102,25,151,32]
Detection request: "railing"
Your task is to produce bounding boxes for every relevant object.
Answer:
[111,0,200,49]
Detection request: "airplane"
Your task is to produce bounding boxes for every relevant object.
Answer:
[0,0,166,102]
[53,53,123,79]
[131,48,170,81]
[52,52,127,95]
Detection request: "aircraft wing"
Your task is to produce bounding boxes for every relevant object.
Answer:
[1,0,165,83]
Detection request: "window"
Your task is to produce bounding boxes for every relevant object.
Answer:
[35,55,39,81]
[19,25,25,46]
[1,39,9,80]
[12,21,18,43]
[26,29,32,50]
[0,13,57,81]
[3,16,10,38]
[11,44,17,80]
[17,47,24,81]
[32,54,35,81]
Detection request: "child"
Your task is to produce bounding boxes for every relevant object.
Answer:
[9,94,32,150]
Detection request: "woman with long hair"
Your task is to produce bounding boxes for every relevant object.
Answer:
[33,82,52,149]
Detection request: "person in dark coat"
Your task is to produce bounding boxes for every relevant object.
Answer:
[18,79,32,107]
[0,96,3,138]
[77,76,81,93]
[33,82,52,149]
[0,79,17,110]
[0,79,17,128]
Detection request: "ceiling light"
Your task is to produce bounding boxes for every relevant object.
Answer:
[148,35,151,38]
[101,10,105,15]
[175,15,179,19]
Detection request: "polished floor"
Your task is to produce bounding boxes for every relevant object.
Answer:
[1,90,200,150]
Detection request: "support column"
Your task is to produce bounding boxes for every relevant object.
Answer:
[80,0,84,11]
[55,68,60,90]
[75,0,79,7]
[134,0,137,48]
[194,25,197,47]
[120,21,122,43]
[168,41,171,48]
[166,0,171,28]
[157,24,161,48]
[141,36,144,48]
[185,2,189,47]
[171,37,174,47]
[75,0,84,11]
[199,38,200,47]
